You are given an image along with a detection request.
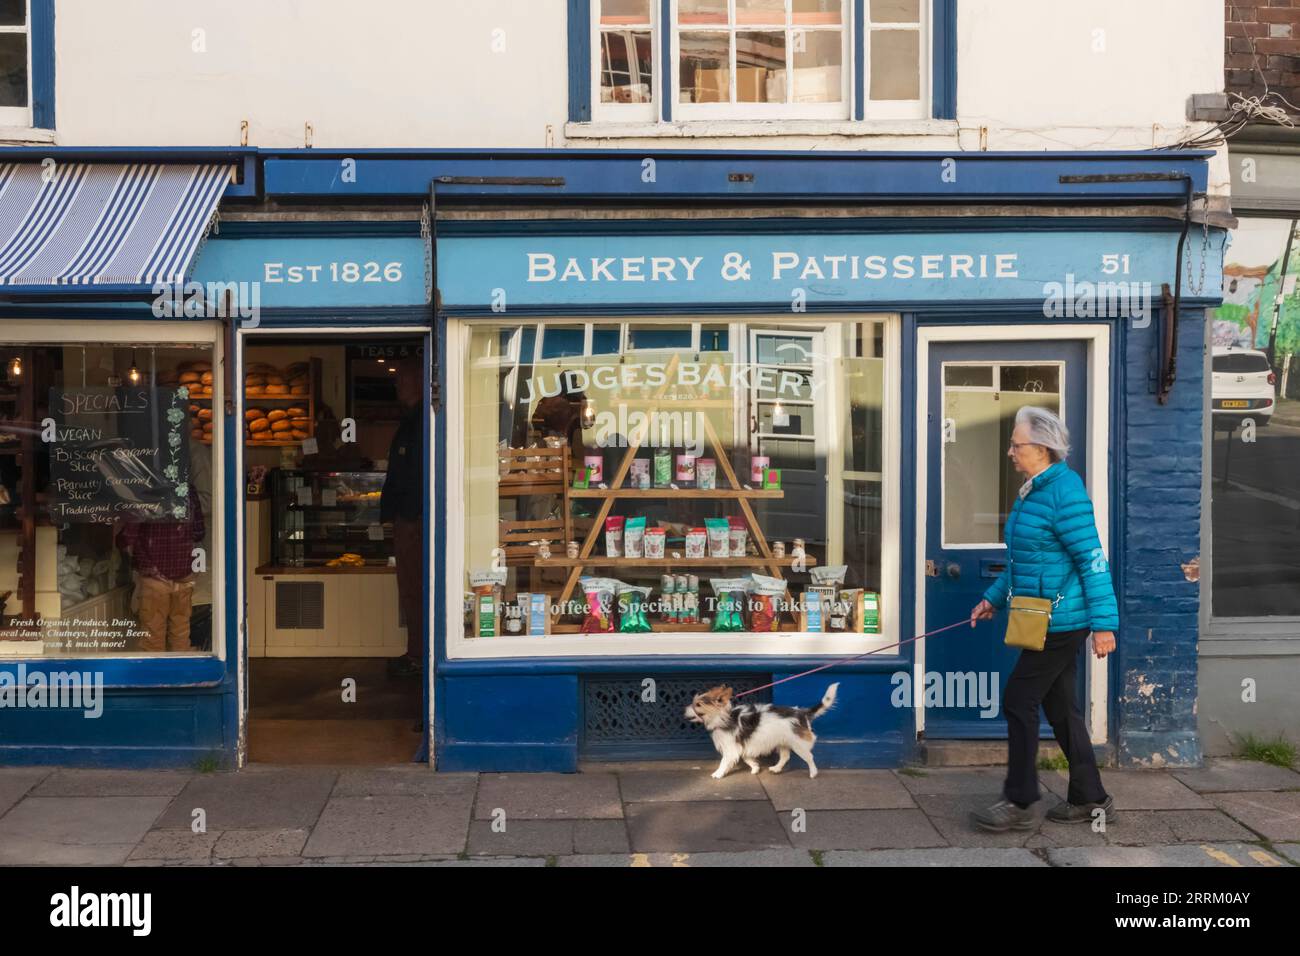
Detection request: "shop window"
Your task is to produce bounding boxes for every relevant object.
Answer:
[1208,216,1300,618]
[539,326,587,359]
[0,340,219,657]
[578,1,944,124]
[459,318,893,651]
[627,325,692,350]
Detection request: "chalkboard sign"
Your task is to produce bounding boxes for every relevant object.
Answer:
[48,387,191,524]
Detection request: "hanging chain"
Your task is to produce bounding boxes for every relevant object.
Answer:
[1186,194,1210,296]
[420,201,433,306]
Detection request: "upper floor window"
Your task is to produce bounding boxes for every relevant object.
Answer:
[582,0,944,124]
[0,0,30,125]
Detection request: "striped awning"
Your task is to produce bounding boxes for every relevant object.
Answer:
[0,162,231,290]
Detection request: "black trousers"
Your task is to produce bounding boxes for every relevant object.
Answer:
[1003,626,1108,806]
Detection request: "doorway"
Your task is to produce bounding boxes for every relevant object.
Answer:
[238,330,430,765]
[915,324,1111,743]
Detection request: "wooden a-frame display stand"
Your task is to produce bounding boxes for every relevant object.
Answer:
[531,354,816,632]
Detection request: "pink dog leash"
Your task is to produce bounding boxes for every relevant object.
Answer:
[731,617,975,700]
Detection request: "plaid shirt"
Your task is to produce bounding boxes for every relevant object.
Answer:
[116,486,206,582]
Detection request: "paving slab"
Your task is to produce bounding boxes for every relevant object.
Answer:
[911,793,1039,848]
[31,769,192,798]
[787,809,948,851]
[474,772,622,819]
[154,768,338,830]
[129,828,220,861]
[214,828,310,859]
[1275,844,1300,866]
[1207,791,1300,842]
[1172,759,1300,794]
[824,848,1047,867]
[303,795,472,857]
[1024,819,1110,849]
[332,768,479,798]
[893,767,1009,797]
[466,819,629,856]
[1040,769,1213,810]
[624,800,791,853]
[0,796,171,866]
[1047,843,1293,867]
[558,849,816,867]
[760,769,916,811]
[615,769,768,803]
[0,767,52,818]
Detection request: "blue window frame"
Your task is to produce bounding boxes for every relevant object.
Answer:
[568,0,957,123]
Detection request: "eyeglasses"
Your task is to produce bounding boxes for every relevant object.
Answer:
[1007,441,1036,451]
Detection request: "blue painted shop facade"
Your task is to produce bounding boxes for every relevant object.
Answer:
[0,148,1222,771]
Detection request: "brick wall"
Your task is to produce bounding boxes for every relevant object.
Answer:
[1226,3,1300,112]
[1117,310,1206,768]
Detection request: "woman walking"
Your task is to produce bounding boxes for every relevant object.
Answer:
[969,406,1119,832]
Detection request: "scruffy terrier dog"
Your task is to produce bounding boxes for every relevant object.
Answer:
[684,683,839,779]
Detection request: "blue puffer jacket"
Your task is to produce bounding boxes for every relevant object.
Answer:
[981,460,1119,633]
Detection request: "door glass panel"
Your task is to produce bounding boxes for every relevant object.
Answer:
[942,362,1062,546]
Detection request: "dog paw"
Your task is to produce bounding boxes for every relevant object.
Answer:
[749,766,760,774]
[808,769,819,779]
[768,765,783,774]
[711,770,726,779]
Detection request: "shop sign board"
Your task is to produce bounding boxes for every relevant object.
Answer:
[436,230,1226,313]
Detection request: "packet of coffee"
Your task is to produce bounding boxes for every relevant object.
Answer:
[624,516,646,558]
[705,518,730,558]
[604,516,625,558]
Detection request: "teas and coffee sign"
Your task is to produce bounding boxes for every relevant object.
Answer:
[48,388,191,523]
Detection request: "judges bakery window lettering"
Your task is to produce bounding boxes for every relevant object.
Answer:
[0,343,218,656]
[461,318,890,645]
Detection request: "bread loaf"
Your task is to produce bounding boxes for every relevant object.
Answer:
[285,406,307,418]
[179,371,202,385]
[271,420,292,433]
[290,428,310,441]
[267,409,288,423]
[264,384,289,396]
[249,417,271,433]
[245,408,265,421]
[200,371,214,385]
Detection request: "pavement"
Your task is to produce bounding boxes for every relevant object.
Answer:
[0,758,1297,867]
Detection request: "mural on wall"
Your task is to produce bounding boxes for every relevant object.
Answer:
[1211,218,1300,354]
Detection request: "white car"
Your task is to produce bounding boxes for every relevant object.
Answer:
[1211,347,1276,426]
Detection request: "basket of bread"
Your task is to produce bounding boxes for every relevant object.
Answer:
[244,405,312,444]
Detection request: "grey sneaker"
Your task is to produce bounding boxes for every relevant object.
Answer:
[971,798,1036,832]
[1046,794,1117,825]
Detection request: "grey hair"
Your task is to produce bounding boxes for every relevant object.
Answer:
[1015,405,1070,461]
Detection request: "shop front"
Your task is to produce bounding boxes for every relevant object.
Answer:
[427,155,1225,771]
[0,147,436,767]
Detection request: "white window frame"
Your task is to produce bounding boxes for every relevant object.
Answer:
[673,0,852,121]
[0,320,226,662]
[862,0,928,120]
[591,0,661,123]
[446,313,901,659]
[0,0,31,127]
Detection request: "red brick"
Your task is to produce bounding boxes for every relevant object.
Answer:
[1266,53,1300,67]
[1226,20,1270,36]
[1255,6,1300,23]
[1229,35,1263,54]
[1225,53,1261,69]
[1254,36,1300,52]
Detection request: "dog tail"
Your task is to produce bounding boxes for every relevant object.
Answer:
[807,682,839,720]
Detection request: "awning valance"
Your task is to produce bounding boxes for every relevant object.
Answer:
[0,162,231,290]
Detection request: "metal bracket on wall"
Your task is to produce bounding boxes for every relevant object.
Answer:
[1059,171,1198,404]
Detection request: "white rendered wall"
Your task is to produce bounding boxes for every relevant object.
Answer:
[46,0,1227,188]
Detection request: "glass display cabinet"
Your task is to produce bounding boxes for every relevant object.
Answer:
[269,469,391,567]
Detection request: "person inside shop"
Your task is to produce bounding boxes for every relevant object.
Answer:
[526,375,590,523]
[380,359,425,678]
[116,484,205,653]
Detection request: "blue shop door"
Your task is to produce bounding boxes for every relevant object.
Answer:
[922,339,1088,738]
